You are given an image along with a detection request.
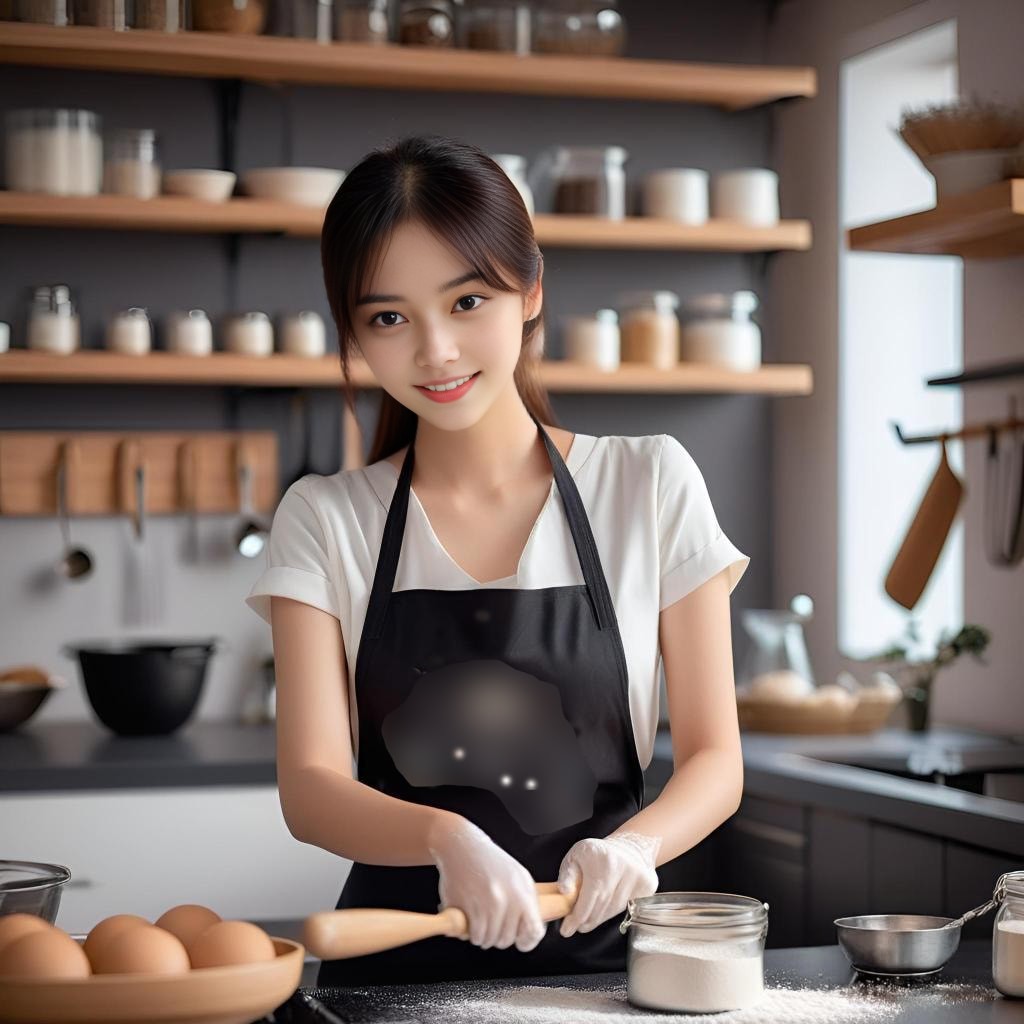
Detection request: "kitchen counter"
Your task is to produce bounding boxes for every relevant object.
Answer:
[264,940,1018,1022]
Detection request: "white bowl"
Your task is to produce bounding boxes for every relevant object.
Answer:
[162,169,237,202]
[241,166,346,207]
[921,148,1014,199]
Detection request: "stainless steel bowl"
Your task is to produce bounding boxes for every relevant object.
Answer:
[835,914,961,976]
[0,860,71,923]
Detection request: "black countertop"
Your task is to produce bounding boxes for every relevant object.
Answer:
[264,940,1019,1023]
[3,720,1023,855]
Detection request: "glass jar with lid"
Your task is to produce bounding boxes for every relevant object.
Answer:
[5,109,102,196]
[994,870,1024,997]
[489,153,534,217]
[460,0,529,52]
[399,0,458,45]
[103,129,161,200]
[618,290,678,370]
[620,892,768,1013]
[72,0,128,28]
[550,145,627,219]
[534,0,624,55]
[27,284,80,355]
[680,290,761,371]
[335,0,390,42]
[737,595,816,699]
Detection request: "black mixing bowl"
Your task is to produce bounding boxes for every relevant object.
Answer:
[63,638,220,736]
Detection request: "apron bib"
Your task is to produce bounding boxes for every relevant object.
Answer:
[316,414,644,986]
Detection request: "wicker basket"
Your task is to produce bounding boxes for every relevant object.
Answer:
[736,692,900,735]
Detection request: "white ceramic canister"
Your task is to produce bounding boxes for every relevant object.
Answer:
[281,310,326,357]
[564,309,620,371]
[642,168,709,224]
[27,284,80,354]
[224,311,274,357]
[5,109,103,196]
[166,309,214,355]
[680,291,761,371]
[711,168,779,226]
[105,306,152,355]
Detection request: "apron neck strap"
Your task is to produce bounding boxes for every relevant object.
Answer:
[364,411,619,639]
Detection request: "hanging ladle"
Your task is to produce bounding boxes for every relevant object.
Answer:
[835,874,1008,977]
[54,440,93,580]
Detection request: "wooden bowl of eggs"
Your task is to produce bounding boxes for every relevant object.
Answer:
[736,670,903,734]
[0,904,303,1024]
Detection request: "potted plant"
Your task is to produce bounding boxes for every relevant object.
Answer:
[861,622,991,732]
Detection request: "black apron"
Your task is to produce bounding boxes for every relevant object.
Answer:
[316,413,645,986]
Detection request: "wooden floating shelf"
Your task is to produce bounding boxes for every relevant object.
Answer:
[0,193,813,252]
[847,179,1024,259]
[0,23,817,109]
[0,351,814,396]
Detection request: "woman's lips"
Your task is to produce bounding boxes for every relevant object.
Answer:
[415,371,481,403]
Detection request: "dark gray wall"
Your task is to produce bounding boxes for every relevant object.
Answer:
[0,0,783,723]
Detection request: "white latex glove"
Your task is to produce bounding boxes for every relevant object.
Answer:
[556,832,661,938]
[427,816,546,953]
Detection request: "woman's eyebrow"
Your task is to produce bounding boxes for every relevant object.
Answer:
[356,271,484,306]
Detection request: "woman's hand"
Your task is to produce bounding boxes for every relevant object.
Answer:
[556,832,661,938]
[427,814,546,952]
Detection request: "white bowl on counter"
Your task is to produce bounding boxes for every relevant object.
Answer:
[162,169,237,202]
[240,167,346,207]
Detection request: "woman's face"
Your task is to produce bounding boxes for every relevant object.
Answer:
[351,219,542,432]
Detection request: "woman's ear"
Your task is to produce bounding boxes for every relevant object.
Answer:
[524,275,544,323]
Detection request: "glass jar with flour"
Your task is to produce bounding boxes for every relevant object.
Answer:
[680,290,761,371]
[620,892,768,1013]
[994,870,1024,998]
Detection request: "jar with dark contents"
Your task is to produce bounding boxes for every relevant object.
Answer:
[551,145,627,219]
[132,0,184,31]
[335,0,390,42]
[71,0,129,28]
[399,0,458,46]
[534,0,624,56]
[460,0,529,53]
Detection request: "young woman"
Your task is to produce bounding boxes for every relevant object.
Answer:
[246,135,749,987]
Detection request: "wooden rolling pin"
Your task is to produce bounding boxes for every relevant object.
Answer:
[303,881,576,959]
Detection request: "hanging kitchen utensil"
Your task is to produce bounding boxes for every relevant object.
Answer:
[234,438,268,559]
[54,440,93,581]
[984,413,1024,567]
[303,881,576,960]
[884,437,964,610]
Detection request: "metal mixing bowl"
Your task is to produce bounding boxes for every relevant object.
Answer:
[0,860,72,923]
[835,914,961,976]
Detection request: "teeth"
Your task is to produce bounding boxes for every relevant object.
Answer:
[423,374,474,392]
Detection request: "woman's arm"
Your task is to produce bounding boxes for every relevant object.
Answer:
[610,566,744,860]
[270,594,457,865]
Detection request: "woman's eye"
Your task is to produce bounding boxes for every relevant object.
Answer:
[370,311,407,328]
[455,294,486,312]
[369,295,486,329]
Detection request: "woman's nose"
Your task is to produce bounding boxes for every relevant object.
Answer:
[414,321,461,367]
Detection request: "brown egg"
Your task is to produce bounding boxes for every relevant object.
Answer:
[0,927,91,979]
[91,924,190,976]
[188,920,276,968]
[155,904,222,948]
[0,913,53,957]
[83,913,150,965]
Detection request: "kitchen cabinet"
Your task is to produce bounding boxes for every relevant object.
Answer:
[0,786,347,933]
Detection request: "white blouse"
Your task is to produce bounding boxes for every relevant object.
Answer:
[246,432,749,770]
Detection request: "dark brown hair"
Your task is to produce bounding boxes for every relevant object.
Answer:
[320,135,556,465]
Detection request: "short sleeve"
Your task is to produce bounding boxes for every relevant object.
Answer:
[245,478,341,625]
[657,434,750,611]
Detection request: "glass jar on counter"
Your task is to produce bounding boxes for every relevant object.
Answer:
[166,309,214,356]
[490,153,534,216]
[564,308,619,371]
[72,0,128,28]
[621,893,768,1013]
[225,311,274,356]
[533,0,624,55]
[680,291,761,371]
[737,596,816,699]
[5,109,102,196]
[106,307,153,355]
[460,0,529,52]
[994,871,1024,998]
[399,0,457,45]
[550,145,626,219]
[618,290,678,370]
[103,129,161,200]
[335,0,390,41]
[27,285,80,355]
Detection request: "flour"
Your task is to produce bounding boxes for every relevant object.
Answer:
[995,919,1024,997]
[627,933,763,1012]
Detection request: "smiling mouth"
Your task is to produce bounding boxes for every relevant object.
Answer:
[415,371,480,393]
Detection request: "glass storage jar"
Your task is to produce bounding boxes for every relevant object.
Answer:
[618,289,678,370]
[72,0,128,28]
[5,109,102,196]
[737,596,816,698]
[460,0,529,52]
[27,284,80,355]
[621,892,768,1013]
[132,0,185,31]
[550,144,626,219]
[399,0,456,45]
[103,129,161,199]
[335,0,389,41]
[490,152,534,216]
[534,0,623,55]
[994,870,1024,998]
[15,0,69,24]
[680,290,761,371]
